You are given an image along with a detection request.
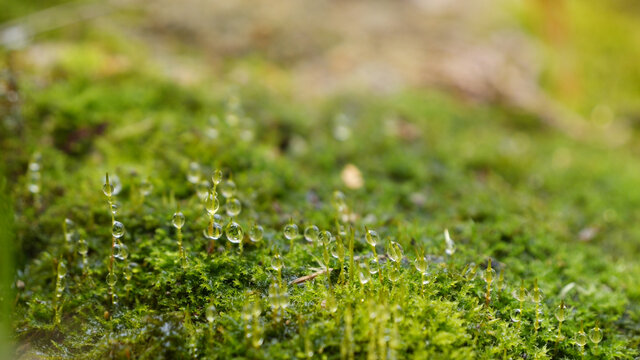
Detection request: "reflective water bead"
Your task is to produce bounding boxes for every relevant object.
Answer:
[187,162,201,184]
[196,181,210,200]
[555,303,566,322]
[331,240,345,260]
[319,230,332,246]
[304,225,319,243]
[283,222,299,240]
[63,218,76,242]
[268,282,280,309]
[77,239,88,255]
[278,288,289,309]
[512,285,528,302]
[102,176,114,197]
[271,254,284,271]
[123,266,133,281]
[112,221,125,238]
[203,222,223,240]
[249,224,264,243]
[220,180,237,198]
[114,242,128,260]
[28,182,40,194]
[106,272,117,286]
[414,256,428,274]
[212,170,223,186]
[365,228,379,247]
[388,241,403,263]
[589,326,603,344]
[206,304,216,323]
[110,203,119,216]
[576,329,587,347]
[225,221,243,243]
[205,191,220,215]
[57,261,67,278]
[368,257,379,274]
[332,190,347,212]
[110,174,123,195]
[388,265,401,282]
[464,263,477,280]
[483,267,496,284]
[172,212,185,229]
[139,178,153,196]
[326,293,338,314]
[444,229,456,256]
[226,198,242,217]
[510,308,522,323]
[358,263,371,285]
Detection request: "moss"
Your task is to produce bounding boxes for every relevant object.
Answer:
[2,11,640,360]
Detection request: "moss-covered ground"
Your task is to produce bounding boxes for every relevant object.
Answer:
[2,2,640,359]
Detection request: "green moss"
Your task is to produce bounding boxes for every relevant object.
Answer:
[2,11,640,360]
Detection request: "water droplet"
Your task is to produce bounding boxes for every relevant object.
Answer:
[387,265,401,283]
[225,221,243,243]
[483,268,496,284]
[203,223,223,240]
[358,263,371,285]
[204,191,220,215]
[271,254,283,271]
[444,229,455,256]
[57,261,67,278]
[114,242,128,260]
[268,282,280,309]
[139,178,153,196]
[316,231,330,247]
[106,272,117,286]
[212,170,223,186]
[388,241,403,263]
[414,256,428,274]
[249,224,263,243]
[102,183,114,197]
[172,212,185,229]
[112,221,125,238]
[511,286,528,302]
[220,180,236,198]
[555,303,566,322]
[187,162,201,184]
[368,257,379,274]
[110,203,119,216]
[226,198,242,217]
[123,266,133,281]
[196,181,210,200]
[77,239,88,255]
[206,304,216,323]
[332,190,347,213]
[304,225,319,244]
[510,308,522,323]
[365,229,379,247]
[110,175,122,195]
[283,222,299,240]
[28,183,40,194]
[64,218,76,243]
[532,288,544,304]
[589,326,603,344]
[326,293,338,314]
[576,330,587,347]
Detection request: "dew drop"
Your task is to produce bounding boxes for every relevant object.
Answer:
[283,222,299,240]
[203,223,223,240]
[304,225,319,243]
[123,266,133,281]
[319,230,332,246]
[365,229,379,247]
[57,261,67,278]
[225,221,243,243]
[554,304,566,323]
[102,183,114,197]
[77,239,88,255]
[106,272,118,286]
[204,192,220,215]
[576,330,587,347]
[212,170,223,186]
[110,203,119,216]
[589,326,603,344]
[112,221,125,238]
[172,212,185,229]
[414,256,428,274]
[226,198,242,217]
[196,181,210,200]
[220,180,236,199]
[444,229,456,256]
[510,308,522,323]
[249,224,263,243]
[139,178,153,196]
[187,162,201,184]
[271,254,283,271]
[114,242,128,260]
[388,241,403,263]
